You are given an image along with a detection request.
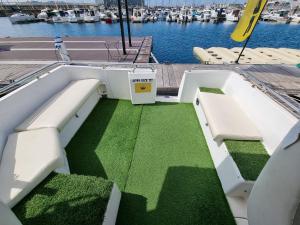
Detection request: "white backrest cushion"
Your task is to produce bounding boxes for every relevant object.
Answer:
[0,66,71,159]
[15,79,100,132]
[248,140,300,225]
[223,73,299,154]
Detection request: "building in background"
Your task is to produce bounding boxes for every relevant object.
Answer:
[103,0,145,7]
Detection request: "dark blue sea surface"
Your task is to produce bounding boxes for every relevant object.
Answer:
[0,17,299,63]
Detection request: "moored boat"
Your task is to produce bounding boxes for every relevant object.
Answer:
[9,13,35,24]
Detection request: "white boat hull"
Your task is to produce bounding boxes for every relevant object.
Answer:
[9,15,35,24]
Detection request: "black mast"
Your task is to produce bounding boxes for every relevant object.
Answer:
[124,0,132,47]
[235,1,268,64]
[117,0,126,55]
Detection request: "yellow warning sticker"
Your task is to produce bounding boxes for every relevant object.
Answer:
[135,83,152,93]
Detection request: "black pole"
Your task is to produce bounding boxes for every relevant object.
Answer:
[124,0,132,47]
[117,0,126,55]
[235,0,268,64]
[235,37,250,64]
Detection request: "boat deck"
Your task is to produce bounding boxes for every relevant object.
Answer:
[64,99,236,225]
[1,62,299,116]
[155,63,300,117]
[0,37,152,63]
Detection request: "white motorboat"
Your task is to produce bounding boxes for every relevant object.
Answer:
[269,10,290,23]
[226,9,240,22]
[165,8,179,22]
[166,13,172,22]
[37,9,50,21]
[178,6,192,23]
[211,8,226,23]
[66,10,77,23]
[104,10,118,24]
[1,62,300,225]
[65,9,84,23]
[9,13,35,24]
[52,10,68,23]
[131,8,147,23]
[99,12,106,21]
[83,9,100,23]
[199,9,211,22]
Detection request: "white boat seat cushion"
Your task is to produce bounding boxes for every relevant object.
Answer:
[199,92,262,142]
[15,79,100,132]
[0,128,65,207]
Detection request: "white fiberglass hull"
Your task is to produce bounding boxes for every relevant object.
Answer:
[84,16,100,23]
[9,15,35,24]
[52,16,68,23]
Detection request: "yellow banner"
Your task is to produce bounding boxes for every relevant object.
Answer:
[231,0,267,42]
[135,83,152,93]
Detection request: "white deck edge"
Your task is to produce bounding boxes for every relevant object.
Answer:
[192,89,251,224]
[102,183,121,225]
[193,89,254,197]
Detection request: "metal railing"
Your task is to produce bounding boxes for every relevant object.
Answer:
[0,62,63,96]
[243,72,300,118]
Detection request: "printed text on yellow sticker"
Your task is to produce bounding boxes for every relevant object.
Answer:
[135,83,152,93]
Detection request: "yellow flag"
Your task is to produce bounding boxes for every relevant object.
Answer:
[231,0,268,42]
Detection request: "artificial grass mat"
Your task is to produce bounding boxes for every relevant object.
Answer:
[117,102,235,225]
[16,99,235,225]
[225,140,270,181]
[13,173,113,225]
[66,99,142,190]
[200,87,224,94]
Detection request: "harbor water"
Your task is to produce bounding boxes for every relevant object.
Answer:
[0,17,299,63]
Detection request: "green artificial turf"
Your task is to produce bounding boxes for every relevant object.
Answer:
[13,173,113,225]
[225,140,270,181]
[16,100,235,225]
[200,87,224,94]
[66,99,142,190]
[117,103,235,225]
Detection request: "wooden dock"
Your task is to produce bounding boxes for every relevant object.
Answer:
[0,37,152,63]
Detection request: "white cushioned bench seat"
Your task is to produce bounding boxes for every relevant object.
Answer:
[0,128,65,207]
[15,79,100,132]
[199,92,262,142]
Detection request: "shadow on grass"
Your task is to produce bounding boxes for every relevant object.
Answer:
[225,140,270,181]
[66,99,118,179]
[229,152,270,181]
[117,166,235,225]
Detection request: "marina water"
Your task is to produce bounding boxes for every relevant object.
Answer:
[0,17,299,63]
